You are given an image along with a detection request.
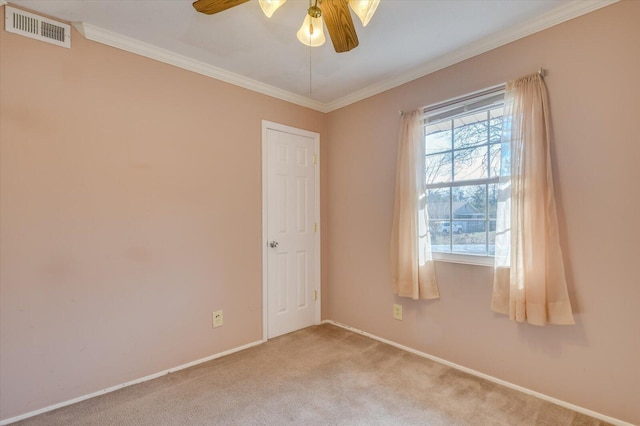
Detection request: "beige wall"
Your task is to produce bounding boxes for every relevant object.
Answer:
[325,1,639,424]
[0,9,327,420]
[2,1,639,424]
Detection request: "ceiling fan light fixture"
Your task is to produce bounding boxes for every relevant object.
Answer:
[192,0,372,53]
[348,0,380,27]
[296,14,326,47]
[258,0,287,18]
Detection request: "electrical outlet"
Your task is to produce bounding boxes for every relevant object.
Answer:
[212,310,223,328]
[393,304,403,320]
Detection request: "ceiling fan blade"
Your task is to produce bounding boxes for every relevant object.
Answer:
[192,0,250,15]
[319,0,359,53]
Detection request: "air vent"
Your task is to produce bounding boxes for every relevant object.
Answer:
[4,6,70,48]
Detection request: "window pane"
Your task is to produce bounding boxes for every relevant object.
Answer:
[452,185,486,220]
[426,122,452,154]
[453,220,487,255]
[500,116,512,177]
[428,187,452,253]
[488,220,497,256]
[500,141,511,177]
[453,111,488,149]
[445,185,488,254]
[489,143,501,178]
[489,107,503,144]
[427,188,450,219]
[488,183,498,219]
[453,147,489,181]
[426,153,452,184]
[429,220,451,253]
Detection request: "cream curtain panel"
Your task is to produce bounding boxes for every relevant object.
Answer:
[391,110,440,300]
[491,73,574,325]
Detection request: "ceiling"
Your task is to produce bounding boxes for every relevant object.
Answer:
[7,0,615,111]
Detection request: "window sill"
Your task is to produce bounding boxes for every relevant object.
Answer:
[432,252,494,267]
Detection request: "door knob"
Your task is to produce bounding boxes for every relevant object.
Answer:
[269,241,279,248]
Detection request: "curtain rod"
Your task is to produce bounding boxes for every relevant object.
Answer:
[399,68,547,116]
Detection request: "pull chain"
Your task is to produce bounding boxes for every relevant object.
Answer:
[309,42,312,94]
[308,0,313,94]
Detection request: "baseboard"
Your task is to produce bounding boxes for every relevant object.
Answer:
[0,339,265,425]
[3,322,632,426]
[322,319,632,426]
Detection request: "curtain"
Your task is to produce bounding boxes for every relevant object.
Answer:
[391,110,440,300]
[491,73,574,325]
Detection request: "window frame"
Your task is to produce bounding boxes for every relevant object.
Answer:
[423,87,506,267]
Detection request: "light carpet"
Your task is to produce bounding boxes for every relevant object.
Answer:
[14,324,609,425]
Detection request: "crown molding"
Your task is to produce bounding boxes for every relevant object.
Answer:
[325,0,619,112]
[0,1,8,6]
[71,22,329,113]
[71,0,618,114]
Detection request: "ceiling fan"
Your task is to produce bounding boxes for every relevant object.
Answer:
[192,0,380,53]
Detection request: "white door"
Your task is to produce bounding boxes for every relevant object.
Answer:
[262,121,320,339]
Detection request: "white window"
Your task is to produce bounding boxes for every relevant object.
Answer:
[424,90,505,265]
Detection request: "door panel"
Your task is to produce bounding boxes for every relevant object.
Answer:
[264,124,318,339]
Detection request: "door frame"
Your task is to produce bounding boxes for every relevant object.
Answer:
[261,120,321,341]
